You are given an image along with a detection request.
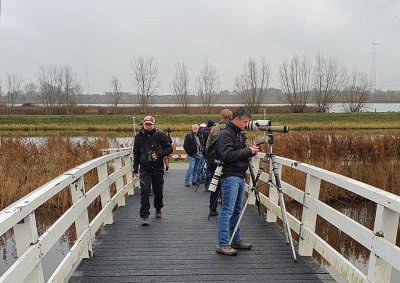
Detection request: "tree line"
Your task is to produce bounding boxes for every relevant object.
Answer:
[0,53,396,114]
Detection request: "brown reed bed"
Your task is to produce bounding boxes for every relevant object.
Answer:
[1,132,399,210]
[257,131,400,202]
[0,136,110,210]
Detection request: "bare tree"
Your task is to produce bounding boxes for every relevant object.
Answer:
[234,57,270,114]
[196,60,220,114]
[24,82,39,102]
[37,64,81,114]
[172,59,191,113]
[341,69,370,112]
[313,53,347,112]
[4,72,23,114]
[62,65,81,114]
[131,56,159,114]
[279,54,312,113]
[37,64,61,113]
[108,76,123,114]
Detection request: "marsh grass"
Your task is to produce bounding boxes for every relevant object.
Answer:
[0,136,110,210]
[1,131,399,210]
[257,131,400,202]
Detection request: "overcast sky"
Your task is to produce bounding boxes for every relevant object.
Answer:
[0,0,399,94]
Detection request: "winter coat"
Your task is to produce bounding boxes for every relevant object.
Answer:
[183,132,204,158]
[218,120,254,179]
[133,129,173,174]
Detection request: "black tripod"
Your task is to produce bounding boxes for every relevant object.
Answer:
[194,164,207,192]
[229,133,297,261]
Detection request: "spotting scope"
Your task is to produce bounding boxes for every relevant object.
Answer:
[246,120,289,133]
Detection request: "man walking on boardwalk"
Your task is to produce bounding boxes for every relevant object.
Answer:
[215,107,259,256]
[133,116,173,226]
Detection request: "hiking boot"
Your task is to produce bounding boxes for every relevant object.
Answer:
[216,245,238,256]
[141,218,149,226]
[209,211,219,216]
[155,210,162,218]
[231,240,252,250]
[184,181,190,187]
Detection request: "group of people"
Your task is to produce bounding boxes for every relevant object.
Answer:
[132,107,260,256]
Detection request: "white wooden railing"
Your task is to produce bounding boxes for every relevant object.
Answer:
[247,153,400,283]
[0,150,138,283]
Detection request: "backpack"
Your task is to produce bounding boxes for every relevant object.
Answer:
[206,131,222,174]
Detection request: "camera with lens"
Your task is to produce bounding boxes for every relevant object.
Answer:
[208,160,225,192]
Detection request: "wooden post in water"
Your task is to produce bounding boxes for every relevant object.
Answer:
[14,212,45,282]
[367,204,400,282]
[97,163,113,225]
[298,174,321,256]
[70,176,92,258]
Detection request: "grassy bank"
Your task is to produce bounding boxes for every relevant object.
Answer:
[0,112,400,131]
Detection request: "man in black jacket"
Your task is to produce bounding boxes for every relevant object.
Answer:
[183,124,204,187]
[216,107,259,256]
[133,116,173,226]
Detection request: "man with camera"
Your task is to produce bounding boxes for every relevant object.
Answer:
[133,116,173,226]
[216,107,259,256]
[206,109,232,215]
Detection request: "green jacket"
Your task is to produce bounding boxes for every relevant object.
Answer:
[206,121,228,151]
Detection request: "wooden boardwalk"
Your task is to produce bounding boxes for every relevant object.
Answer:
[70,166,334,282]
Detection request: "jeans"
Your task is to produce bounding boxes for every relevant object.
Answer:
[217,176,245,246]
[197,157,205,179]
[185,156,201,183]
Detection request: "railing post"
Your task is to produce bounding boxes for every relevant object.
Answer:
[124,155,134,195]
[13,212,44,283]
[367,204,400,283]
[298,174,321,256]
[97,163,113,225]
[114,157,126,207]
[70,176,92,258]
[266,161,281,223]
[248,156,260,205]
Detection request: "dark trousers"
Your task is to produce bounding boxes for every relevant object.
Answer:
[139,172,164,218]
[209,183,221,212]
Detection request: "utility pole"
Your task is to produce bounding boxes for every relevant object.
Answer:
[370,41,378,93]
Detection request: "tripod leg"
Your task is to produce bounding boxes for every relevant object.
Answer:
[271,155,297,262]
[195,167,207,192]
[229,195,251,245]
[208,187,221,220]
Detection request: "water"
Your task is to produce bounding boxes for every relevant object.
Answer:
[13,102,400,112]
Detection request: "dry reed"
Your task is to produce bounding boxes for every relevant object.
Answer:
[0,136,110,210]
[258,131,400,202]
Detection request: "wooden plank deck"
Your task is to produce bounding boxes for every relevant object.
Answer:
[70,166,334,282]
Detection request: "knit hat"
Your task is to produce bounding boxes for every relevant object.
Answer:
[207,120,215,128]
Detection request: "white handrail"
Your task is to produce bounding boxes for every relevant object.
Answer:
[248,152,400,283]
[0,150,138,283]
